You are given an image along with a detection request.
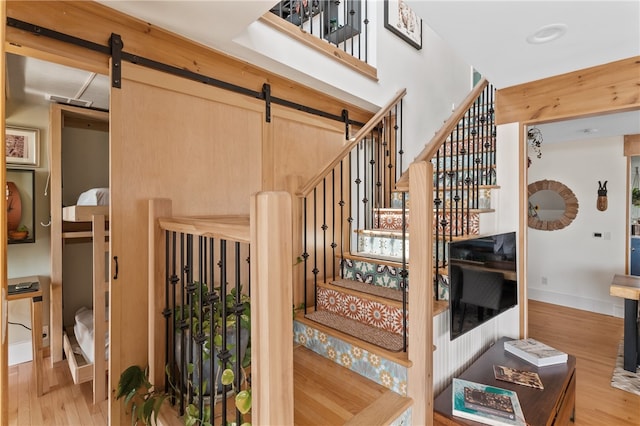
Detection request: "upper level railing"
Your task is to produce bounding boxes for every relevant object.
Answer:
[269,0,370,64]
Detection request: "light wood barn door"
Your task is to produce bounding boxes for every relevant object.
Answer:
[109,62,263,424]
[0,2,8,423]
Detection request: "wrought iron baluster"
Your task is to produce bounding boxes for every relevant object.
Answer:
[313,188,319,308]
[322,178,327,284]
[219,239,229,419]
[332,169,337,280]
[303,197,308,313]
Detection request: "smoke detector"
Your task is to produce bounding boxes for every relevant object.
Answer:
[45,93,93,108]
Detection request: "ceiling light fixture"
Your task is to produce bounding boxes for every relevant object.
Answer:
[526,23,568,44]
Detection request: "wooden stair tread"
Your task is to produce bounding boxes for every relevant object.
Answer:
[344,390,413,426]
[294,345,410,425]
[329,279,403,303]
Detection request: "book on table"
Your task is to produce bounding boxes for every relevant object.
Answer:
[493,365,544,389]
[452,378,526,426]
[504,338,568,367]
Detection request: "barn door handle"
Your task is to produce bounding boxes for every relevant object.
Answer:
[113,256,119,280]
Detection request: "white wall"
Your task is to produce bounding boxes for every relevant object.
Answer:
[527,136,627,317]
[234,1,472,171]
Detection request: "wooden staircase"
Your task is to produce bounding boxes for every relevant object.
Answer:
[293,80,496,424]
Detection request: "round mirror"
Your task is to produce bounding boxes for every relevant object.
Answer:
[528,180,578,231]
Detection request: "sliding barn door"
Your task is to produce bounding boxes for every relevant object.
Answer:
[109,62,264,423]
[0,3,8,424]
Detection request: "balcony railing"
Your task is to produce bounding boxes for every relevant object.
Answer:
[269,0,369,64]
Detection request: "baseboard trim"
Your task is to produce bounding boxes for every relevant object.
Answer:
[528,288,623,318]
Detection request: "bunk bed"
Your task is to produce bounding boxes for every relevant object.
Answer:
[60,188,109,403]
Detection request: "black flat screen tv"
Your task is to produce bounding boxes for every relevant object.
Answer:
[448,231,518,340]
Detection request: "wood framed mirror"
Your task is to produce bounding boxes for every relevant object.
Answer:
[528,179,579,231]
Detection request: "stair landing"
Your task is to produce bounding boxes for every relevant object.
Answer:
[294,345,412,425]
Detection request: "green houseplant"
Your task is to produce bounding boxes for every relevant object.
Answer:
[633,187,640,206]
[117,282,252,425]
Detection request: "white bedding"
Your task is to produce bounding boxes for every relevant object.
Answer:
[76,188,109,206]
[74,307,109,364]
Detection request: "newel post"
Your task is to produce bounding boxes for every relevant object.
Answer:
[250,191,294,425]
[407,161,434,425]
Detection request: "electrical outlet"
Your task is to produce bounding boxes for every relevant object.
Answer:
[541,276,548,285]
[42,325,48,338]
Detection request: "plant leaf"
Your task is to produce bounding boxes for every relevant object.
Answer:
[235,390,252,414]
[221,368,235,386]
[117,365,145,399]
[153,394,168,425]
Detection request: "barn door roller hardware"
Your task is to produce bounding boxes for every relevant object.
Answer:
[6,16,365,132]
[110,33,122,88]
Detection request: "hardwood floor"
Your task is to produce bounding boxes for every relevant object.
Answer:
[8,359,108,425]
[8,300,640,425]
[529,300,640,426]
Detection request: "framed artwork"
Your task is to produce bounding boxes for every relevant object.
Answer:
[384,0,423,50]
[6,126,40,167]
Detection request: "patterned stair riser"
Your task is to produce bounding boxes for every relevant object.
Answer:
[374,210,480,235]
[431,151,495,171]
[341,257,406,290]
[356,232,470,270]
[357,232,409,259]
[316,287,407,336]
[433,169,497,187]
[388,189,492,216]
[436,188,492,210]
[390,192,409,209]
[294,320,409,396]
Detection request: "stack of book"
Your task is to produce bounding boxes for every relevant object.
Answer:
[452,378,526,426]
[504,338,568,367]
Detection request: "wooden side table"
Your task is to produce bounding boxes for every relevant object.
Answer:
[610,274,640,372]
[8,276,44,396]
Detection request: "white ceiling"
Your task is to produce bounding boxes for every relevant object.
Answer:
[5,1,640,142]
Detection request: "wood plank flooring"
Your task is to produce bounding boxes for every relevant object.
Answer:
[8,301,640,425]
[528,300,640,426]
[8,359,108,425]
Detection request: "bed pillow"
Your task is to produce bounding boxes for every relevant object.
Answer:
[76,188,109,206]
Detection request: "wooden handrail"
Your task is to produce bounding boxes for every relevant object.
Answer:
[296,88,407,197]
[158,215,250,243]
[395,78,489,191]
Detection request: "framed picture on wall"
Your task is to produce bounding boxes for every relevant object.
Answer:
[384,0,423,50]
[6,126,40,167]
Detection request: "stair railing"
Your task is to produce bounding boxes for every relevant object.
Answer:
[149,194,295,426]
[295,88,408,345]
[268,0,370,64]
[396,78,496,300]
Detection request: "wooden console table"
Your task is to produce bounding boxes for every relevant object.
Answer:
[8,276,44,396]
[610,274,640,372]
[434,337,576,426]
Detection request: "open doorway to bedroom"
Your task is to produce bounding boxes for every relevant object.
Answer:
[5,51,110,409]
